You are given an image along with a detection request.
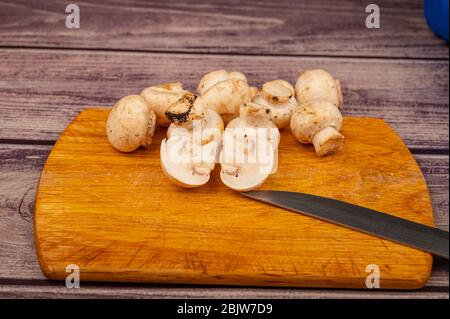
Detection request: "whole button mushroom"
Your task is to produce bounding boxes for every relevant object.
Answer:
[252,79,297,129]
[295,69,343,109]
[195,70,257,124]
[290,100,344,157]
[106,95,156,152]
[140,82,190,126]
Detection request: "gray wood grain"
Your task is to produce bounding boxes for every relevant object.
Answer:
[0,145,447,296]
[0,49,448,149]
[0,283,448,299]
[0,0,448,58]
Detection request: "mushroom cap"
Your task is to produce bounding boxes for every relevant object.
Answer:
[253,80,297,129]
[106,95,156,152]
[290,100,342,144]
[197,70,248,95]
[141,82,190,126]
[238,103,280,139]
[219,135,277,191]
[160,138,212,188]
[196,70,256,122]
[199,79,255,120]
[295,69,343,109]
[220,160,271,192]
[220,130,276,191]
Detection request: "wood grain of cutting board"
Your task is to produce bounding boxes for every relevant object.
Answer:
[34,108,435,289]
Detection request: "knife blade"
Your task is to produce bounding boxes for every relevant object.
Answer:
[241,190,449,259]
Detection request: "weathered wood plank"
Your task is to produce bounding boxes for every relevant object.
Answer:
[0,283,447,299]
[0,145,447,294]
[0,49,448,149]
[0,0,448,58]
[416,155,450,232]
[0,145,49,280]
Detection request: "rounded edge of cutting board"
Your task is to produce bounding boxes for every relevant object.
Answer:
[382,120,434,288]
[33,109,436,289]
[34,116,69,280]
[34,171,51,279]
[33,108,108,280]
[360,117,435,286]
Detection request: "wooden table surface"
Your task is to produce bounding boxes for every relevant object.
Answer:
[0,0,448,299]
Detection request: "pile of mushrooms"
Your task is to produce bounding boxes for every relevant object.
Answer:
[106,68,345,191]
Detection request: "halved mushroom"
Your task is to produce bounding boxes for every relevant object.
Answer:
[195,70,257,123]
[220,103,280,191]
[106,95,156,152]
[290,100,344,157]
[160,136,218,188]
[252,79,297,129]
[140,82,190,126]
[160,93,224,188]
[295,69,343,109]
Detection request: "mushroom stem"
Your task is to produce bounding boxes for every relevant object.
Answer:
[252,79,297,129]
[312,126,345,157]
[192,163,213,176]
[221,163,239,177]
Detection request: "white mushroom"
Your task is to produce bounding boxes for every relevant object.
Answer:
[106,95,156,152]
[220,102,280,191]
[195,70,257,123]
[295,69,343,109]
[160,93,224,188]
[290,100,344,157]
[140,82,190,126]
[197,70,247,94]
[160,137,217,188]
[252,79,297,129]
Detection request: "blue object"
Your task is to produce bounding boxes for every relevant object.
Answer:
[424,0,449,42]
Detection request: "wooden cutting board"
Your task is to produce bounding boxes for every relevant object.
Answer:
[35,108,435,289]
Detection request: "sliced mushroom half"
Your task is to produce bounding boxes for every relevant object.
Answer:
[160,136,218,188]
[220,103,280,191]
[160,92,224,188]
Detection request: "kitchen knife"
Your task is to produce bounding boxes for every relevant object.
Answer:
[241,190,449,259]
